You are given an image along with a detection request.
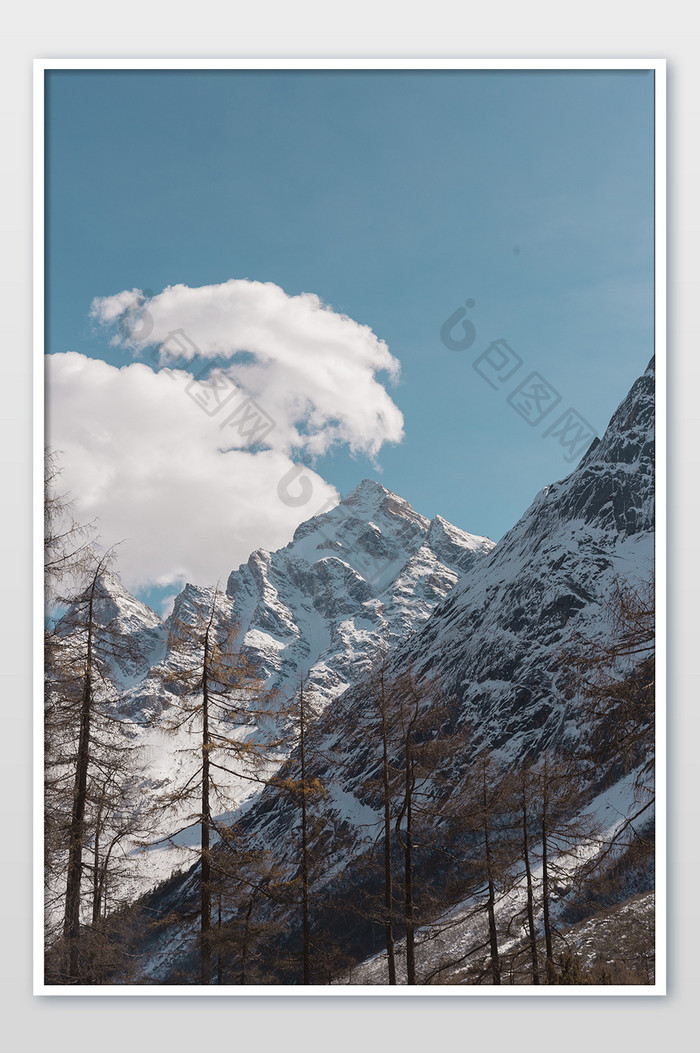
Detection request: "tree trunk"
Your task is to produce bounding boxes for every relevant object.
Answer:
[91,815,101,926]
[200,629,212,984]
[542,807,554,981]
[484,820,501,985]
[541,763,554,982]
[522,793,539,984]
[299,680,311,985]
[239,894,255,985]
[395,689,419,986]
[379,686,397,985]
[404,745,415,985]
[94,841,114,926]
[483,764,501,985]
[216,888,224,985]
[63,572,97,979]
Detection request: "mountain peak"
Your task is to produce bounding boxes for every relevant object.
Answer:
[91,569,162,628]
[341,478,393,506]
[340,477,427,522]
[95,566,128,594]
[345,477,390,497]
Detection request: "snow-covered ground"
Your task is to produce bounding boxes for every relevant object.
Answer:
[339,772,653,986]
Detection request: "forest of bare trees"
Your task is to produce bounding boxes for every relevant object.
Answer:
[43,456,656,987]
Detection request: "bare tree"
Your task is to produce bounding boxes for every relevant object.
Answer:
[378,667,460,985]
[45,552,154,983]
[564,575,655,805]
[61,555,112,976]
[513,764,540,984]
[374,657,397,985]
[156,588,283,984]
[207,823,287,985]
[438,749,523,986]
[44,448,95,603]
[271,676,331,984]
[518,749,599,983]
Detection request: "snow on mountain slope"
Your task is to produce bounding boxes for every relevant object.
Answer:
[79,483,493,889]
[403,357,654,759]
[54,569,168,693]
[220,477,494,708]
[91,571,168,690]
[217,358,655,894]
[132,358,656,982]
[107,478,493,728]
[340,770,653,985]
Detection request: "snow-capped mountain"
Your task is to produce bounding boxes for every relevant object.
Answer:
[136,358,655,983]
[109,478,494,724]
[59,358,654,985]
[88,570,168,690]
[219,478,494,708]
[76,482,493,888]
[401,356,655,758]
[256,356,654,801]
[291,359,655,842]
[53,568,168,689]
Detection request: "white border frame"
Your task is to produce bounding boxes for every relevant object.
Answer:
[33,56,666,997]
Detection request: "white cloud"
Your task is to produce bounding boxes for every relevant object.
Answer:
[46,352,340,591]
[159,593,179,619]
[91,278,404,459]
[48,282,404,592]
[91,287,144,324]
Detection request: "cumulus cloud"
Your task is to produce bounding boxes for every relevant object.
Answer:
[91,279,404,459]
[49,280,405,592]
[46,353,340,591]
[91,287,144,324]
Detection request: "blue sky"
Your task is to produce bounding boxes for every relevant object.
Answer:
[46,68,654,604]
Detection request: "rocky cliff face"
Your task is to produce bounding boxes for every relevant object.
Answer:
[109,476,494,725]
[404,357,654,760]
[248,359,654,880]
[219,478,494,709]
[74,481,494,889]
[272,359,655,856]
